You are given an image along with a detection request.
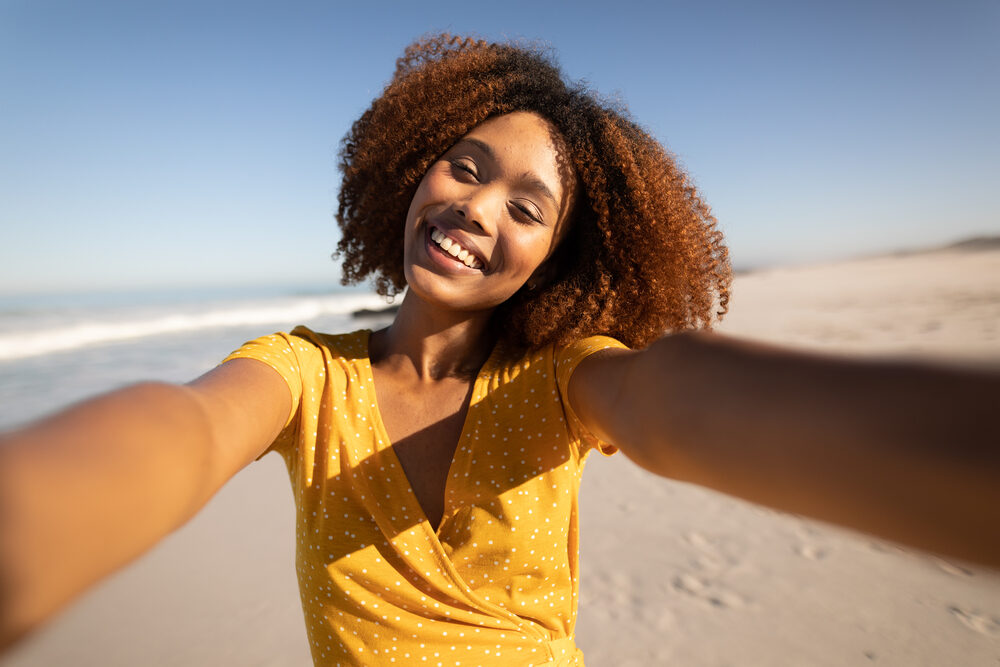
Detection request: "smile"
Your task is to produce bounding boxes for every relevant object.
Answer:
[429,227,485,270]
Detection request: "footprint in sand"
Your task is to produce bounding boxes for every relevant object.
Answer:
[933,558,974,577]
[673,573,707,595]
[691,552,724,573]
[792,521,822,538]
[866,540,909,557]
[684,530,714,550]
[794,543,829,561]
[683,531,727,573]
[948,606,1000,637]
[683,530,747,575]
[671,573,746,609]
[684,531,726,560]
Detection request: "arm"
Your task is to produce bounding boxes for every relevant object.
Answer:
[570,332,1000,567]
[0,358,290,649]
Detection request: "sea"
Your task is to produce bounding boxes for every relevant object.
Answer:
[0,284,393,430]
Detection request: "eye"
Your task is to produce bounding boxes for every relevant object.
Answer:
[449,158,479,181]
[510,200,543,224]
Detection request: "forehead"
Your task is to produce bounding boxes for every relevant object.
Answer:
[463,110,560,145]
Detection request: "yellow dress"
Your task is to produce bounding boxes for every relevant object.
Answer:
[224,327,627,666]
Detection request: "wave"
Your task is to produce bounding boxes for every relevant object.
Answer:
[0,292,391,361]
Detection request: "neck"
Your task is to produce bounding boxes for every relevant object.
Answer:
[369,291,497,382]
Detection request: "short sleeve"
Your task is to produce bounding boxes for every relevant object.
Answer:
[554,335,630,457]
[222,331,308,457]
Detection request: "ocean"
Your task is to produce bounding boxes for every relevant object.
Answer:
[0,284,392,430]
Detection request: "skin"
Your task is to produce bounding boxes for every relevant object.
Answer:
[0,359,289,649]
[400,111,574,314]
[1,111,998,651]
[571,335,1000,566]
[373,112,575,527]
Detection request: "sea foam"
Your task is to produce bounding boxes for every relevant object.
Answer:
[0,292,389,361]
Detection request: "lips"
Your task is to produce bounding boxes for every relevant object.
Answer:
[428,226,485,270]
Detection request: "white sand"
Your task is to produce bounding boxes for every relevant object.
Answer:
[4,249,999,666]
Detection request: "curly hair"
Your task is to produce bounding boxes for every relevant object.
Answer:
[336,34,730,350]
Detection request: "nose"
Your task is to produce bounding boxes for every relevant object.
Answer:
[455,185,500,234]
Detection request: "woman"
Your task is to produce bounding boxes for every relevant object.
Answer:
[1,35,997,664]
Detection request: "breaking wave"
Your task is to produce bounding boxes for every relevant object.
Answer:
[0,292,390,361]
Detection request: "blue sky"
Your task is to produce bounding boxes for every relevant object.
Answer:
[2,0,997,293]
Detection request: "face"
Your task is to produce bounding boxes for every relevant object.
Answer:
[402,111,575,313]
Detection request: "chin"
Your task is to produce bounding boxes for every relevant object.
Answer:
[403,272,502,314]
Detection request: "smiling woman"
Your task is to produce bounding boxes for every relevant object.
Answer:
[1,32,998,667]
[403,112,575,313]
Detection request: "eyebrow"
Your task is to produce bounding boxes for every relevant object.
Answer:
[458,138,560,209]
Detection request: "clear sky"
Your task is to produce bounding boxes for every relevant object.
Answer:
[2,0,998,293]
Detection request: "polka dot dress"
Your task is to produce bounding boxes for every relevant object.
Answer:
[224,327,627,666]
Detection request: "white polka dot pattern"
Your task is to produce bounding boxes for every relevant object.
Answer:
[223,327,627,666]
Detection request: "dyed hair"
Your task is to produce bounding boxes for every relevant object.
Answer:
[336,34,730,350]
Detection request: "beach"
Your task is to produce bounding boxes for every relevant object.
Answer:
[2,247,999,666]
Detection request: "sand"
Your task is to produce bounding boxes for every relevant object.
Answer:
[3,249,999,666]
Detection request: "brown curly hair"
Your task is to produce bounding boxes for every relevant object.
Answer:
[336,34,730,350]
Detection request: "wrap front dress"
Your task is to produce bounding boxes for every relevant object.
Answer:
[225,327,626,666]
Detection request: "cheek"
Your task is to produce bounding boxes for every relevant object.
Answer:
[504,235,557,277]
[407,181,454,234]
[406,182,429,225]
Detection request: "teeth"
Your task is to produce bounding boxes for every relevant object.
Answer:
[429,227,483,270]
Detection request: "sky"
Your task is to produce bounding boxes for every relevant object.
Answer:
[1,0,998,293]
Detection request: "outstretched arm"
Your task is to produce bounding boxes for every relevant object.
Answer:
[0,359,290,649]
[570,332,1000,567]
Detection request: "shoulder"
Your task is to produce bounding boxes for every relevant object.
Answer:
[226,327,369,362]
[493,335,629,372]
[288,326,369,357]
[222,327,373,397]
[554,335,630,379]
[486,336,630,396]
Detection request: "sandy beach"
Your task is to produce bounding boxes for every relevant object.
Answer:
[3,247,999,666]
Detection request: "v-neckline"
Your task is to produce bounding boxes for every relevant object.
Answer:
[360,329,501,535]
